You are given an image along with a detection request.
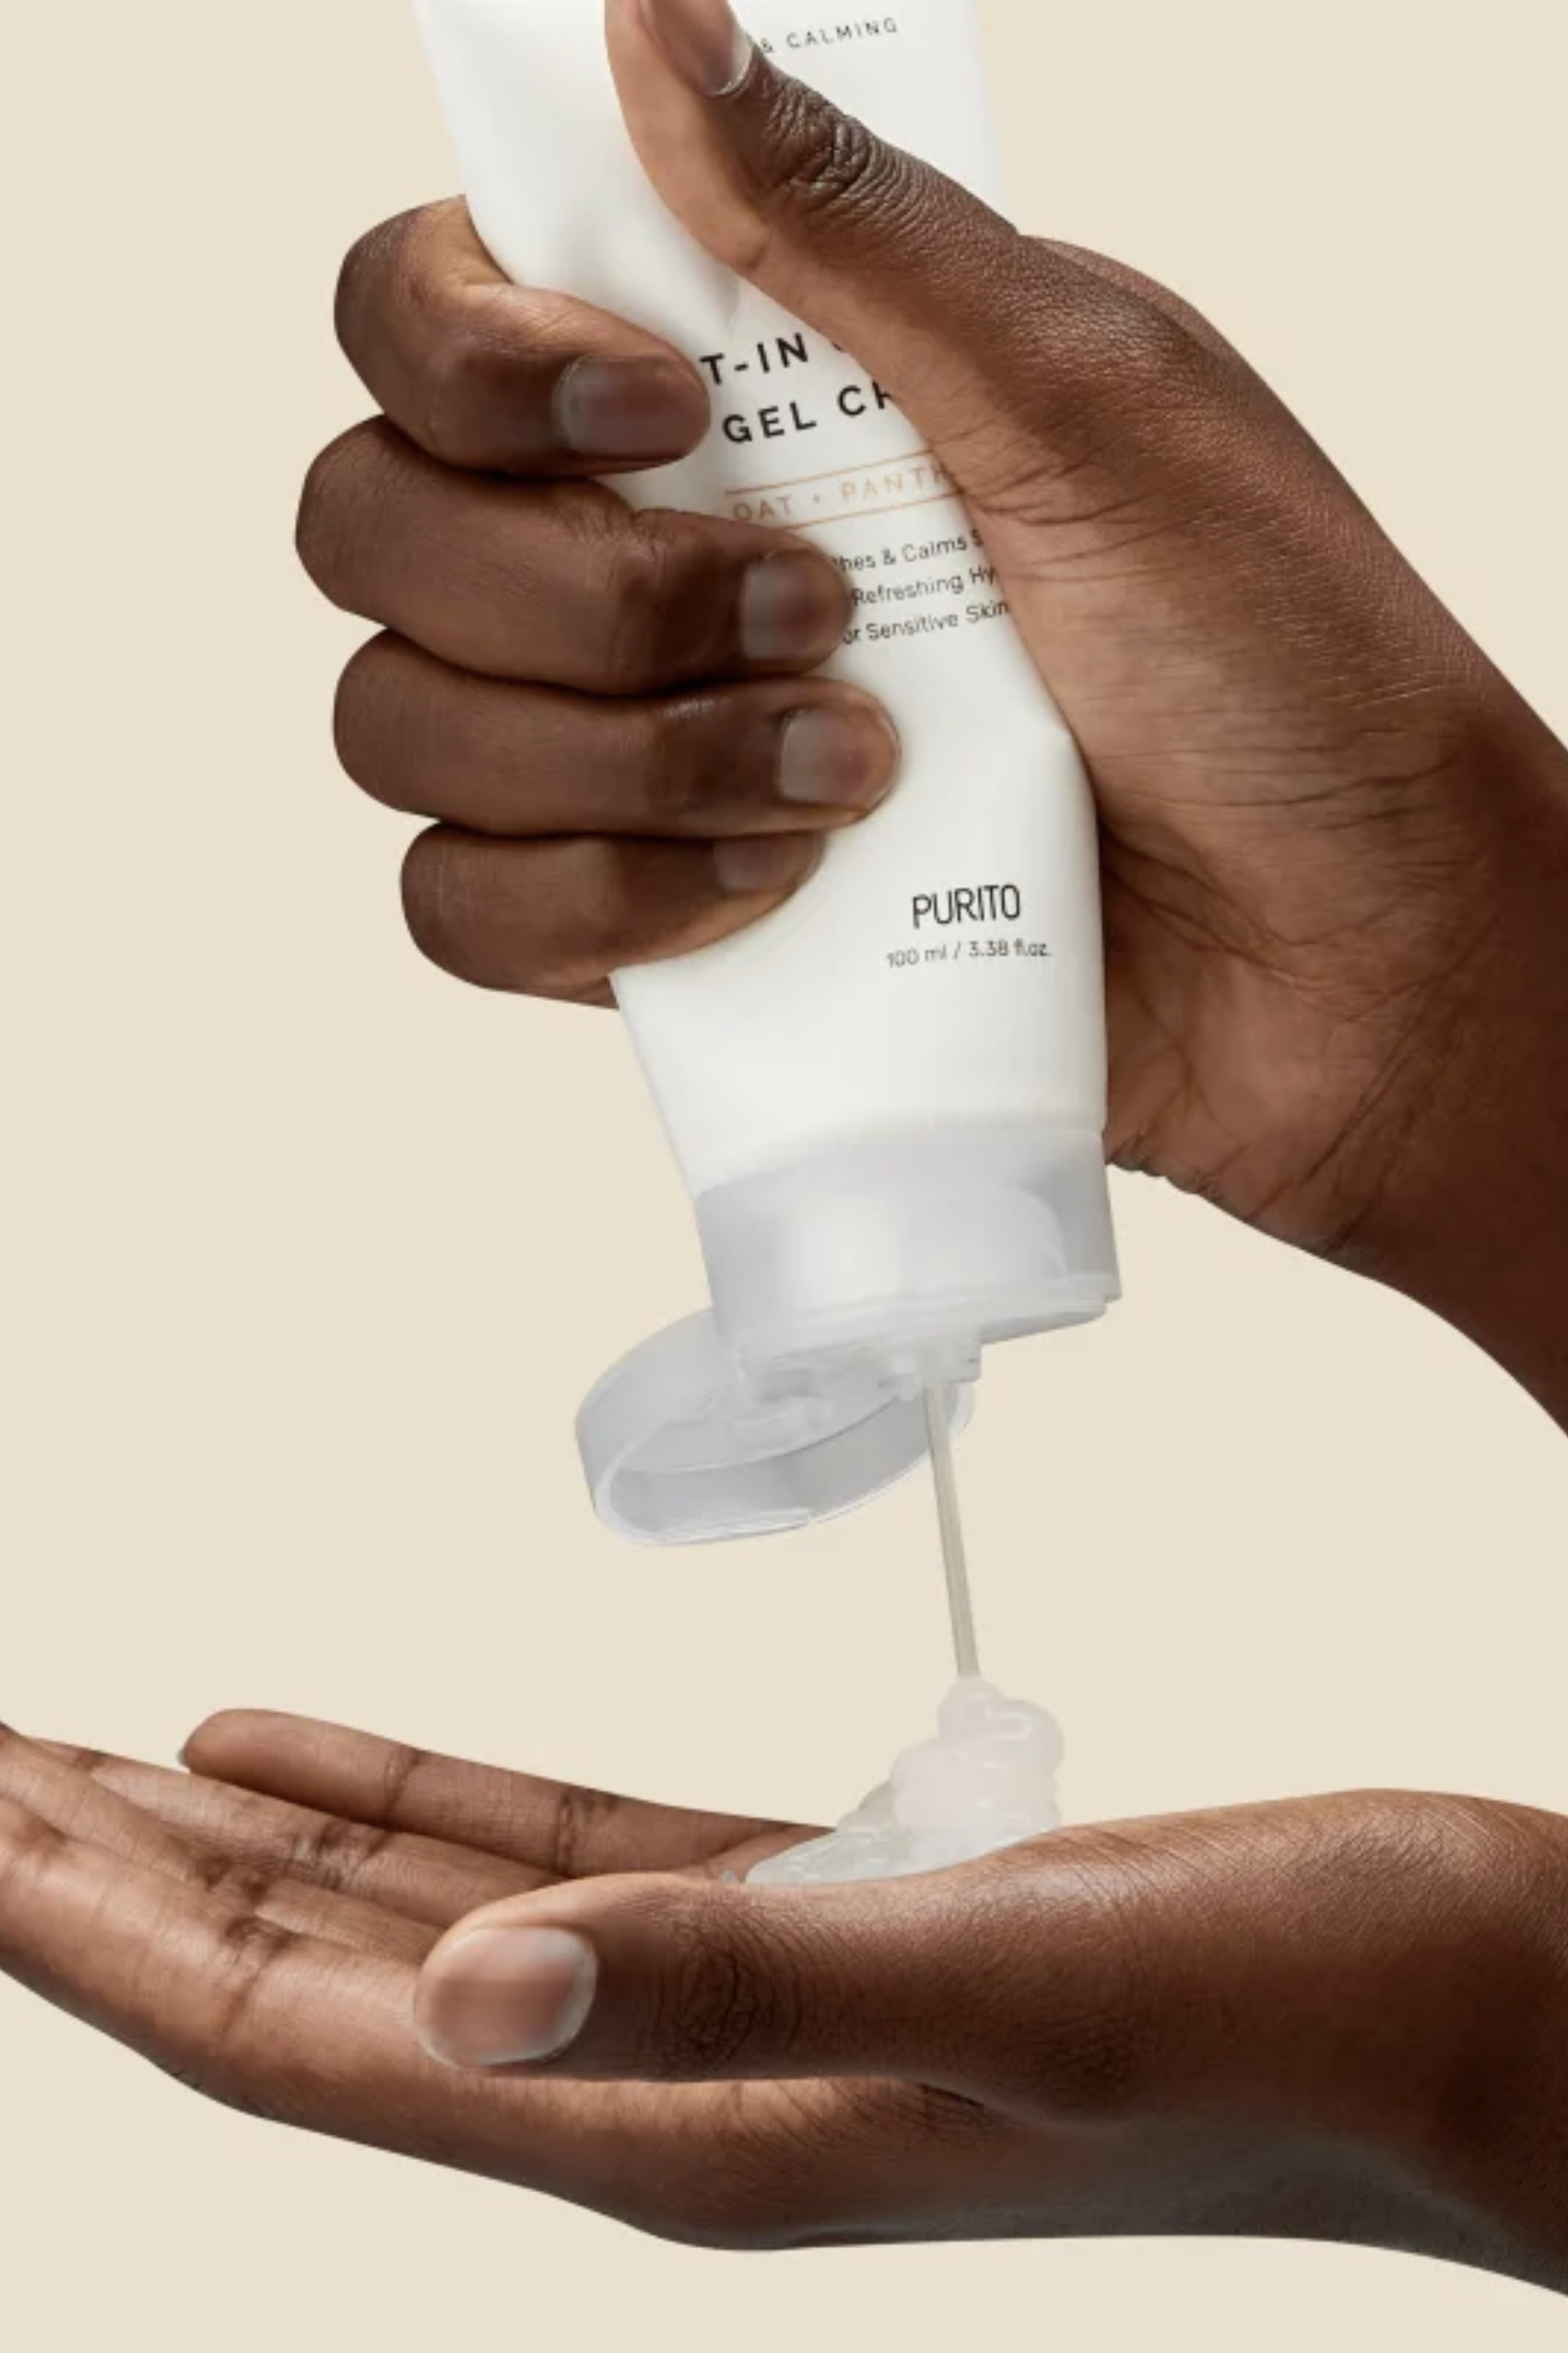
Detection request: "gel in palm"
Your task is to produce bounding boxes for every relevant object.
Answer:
[749,1387,1064,1888]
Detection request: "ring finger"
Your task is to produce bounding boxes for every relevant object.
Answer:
[400,822,843,1002]
[29,1739,543,1928]
[299,424,852,695]
[0,1730,433,1963]
[337,637,900,840]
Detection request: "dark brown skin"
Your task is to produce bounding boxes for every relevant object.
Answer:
[5,0,1568,2293]
[4,1717,1568,2288]
[300,0,1568,1421]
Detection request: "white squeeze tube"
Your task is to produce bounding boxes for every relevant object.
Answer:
[414,0,1121,1546]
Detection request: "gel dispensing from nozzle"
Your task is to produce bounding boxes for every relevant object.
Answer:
[926,1384,981,1683]
[749,1405,1064,1888]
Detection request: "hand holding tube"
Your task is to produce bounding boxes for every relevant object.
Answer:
[301,2,1568,1413]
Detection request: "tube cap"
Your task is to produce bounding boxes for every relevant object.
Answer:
[576,1125,1117,1547]
[577,1313,974,1546]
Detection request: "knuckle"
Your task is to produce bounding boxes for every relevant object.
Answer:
[641,699,721,827]
[653,1902,808,2080]
[334,210,417,359]
[296,422,382,600]
[336,201,537,468]
[205,1914,300,2093]
[545,1782,618,1881]
[400,828,476,978]
[1095,289,1208,396]
[377,1740,432,1826]
[418,309,526,467]
[658,1944,758,2077]
[290,1814,392,1898]
[332,636,401,794]
[214,1904,297,1982]
[543,838,633,977]
[0,1806,68,1893]
[1043,262,1233,431]
[952,251,1238,523]
[404,829,627,1002]
[757,84,914,237]
[603,516,695,692]
[193,1853,287,1914]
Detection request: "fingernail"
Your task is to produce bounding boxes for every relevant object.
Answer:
[417,1926,597,2070]
[777,706,899,811]
[715,833,823,897]
[555,355,707,461]
[641,0,754,97]
[740,553,850,666]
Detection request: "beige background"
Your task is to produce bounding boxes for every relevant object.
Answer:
[3,0,1566,2341]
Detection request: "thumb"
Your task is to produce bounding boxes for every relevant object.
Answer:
[413,1867,1023,2088]
[604,0,1211,496]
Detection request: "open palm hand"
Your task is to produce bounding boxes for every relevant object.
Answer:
[4,1711,1568,2285]
[0,1714,826,2243]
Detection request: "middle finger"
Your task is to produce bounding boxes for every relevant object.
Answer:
[184,1711,805,1881]
[0,1729,433,1962]
[299,422,851,694]
[27,1739,544,1928]
[336,640,899,840]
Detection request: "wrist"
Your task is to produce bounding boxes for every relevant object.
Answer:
[1031,1794,1568,2288]
[1342,708,1568,1427]
[1216,1793,1568,2289]
[1379,1797,1568,2293]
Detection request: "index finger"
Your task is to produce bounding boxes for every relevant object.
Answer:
[30,1738,549,1927]
[182,1711,806,1882]
[335,199,711,476]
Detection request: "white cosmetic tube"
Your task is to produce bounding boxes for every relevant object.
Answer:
[414,1,1120,1543]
